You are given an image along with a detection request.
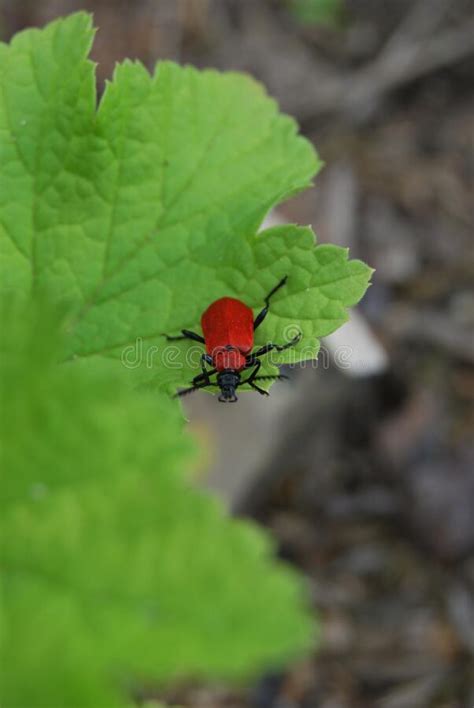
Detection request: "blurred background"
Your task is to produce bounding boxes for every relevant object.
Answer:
[2,1,473,706]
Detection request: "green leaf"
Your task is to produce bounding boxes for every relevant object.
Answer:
[0,12,96,297]
[0,12,371,396]
[0,301,314,708]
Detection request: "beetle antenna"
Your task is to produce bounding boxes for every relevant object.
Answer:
[174,383,208,398]
[252,374,289,381]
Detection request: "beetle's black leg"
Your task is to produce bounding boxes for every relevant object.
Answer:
[174,380,212,398]
[174,355,217,397]
[195,353,214,385]
[165,329,205,344]
[192,368,218,385]
[187,355,217,388]
[248,332,301,362]
[240,368,288,390]
[248,382,269,396]
[253,275,288,331]
[252,374,289,382]
[241,359,261,384]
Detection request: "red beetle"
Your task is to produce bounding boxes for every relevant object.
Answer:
[166,276,300,402]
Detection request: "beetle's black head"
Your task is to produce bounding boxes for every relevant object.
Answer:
[217,371,240,403]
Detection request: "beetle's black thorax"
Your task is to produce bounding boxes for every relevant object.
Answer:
[217,370,241,403]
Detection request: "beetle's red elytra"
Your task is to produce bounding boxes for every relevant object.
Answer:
[202,298,254,373]
[166,276,301,402]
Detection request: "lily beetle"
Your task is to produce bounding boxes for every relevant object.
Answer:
[166,276,301,402]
